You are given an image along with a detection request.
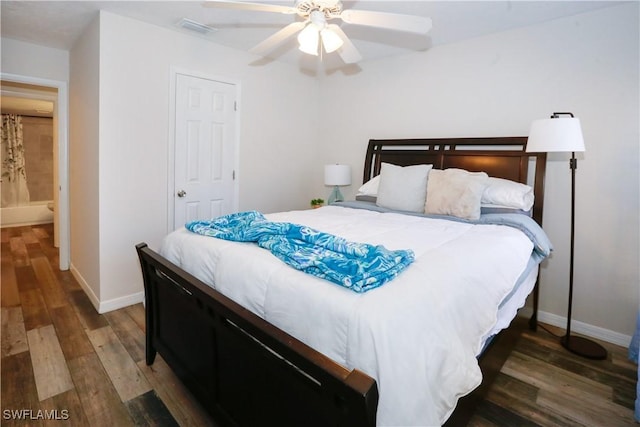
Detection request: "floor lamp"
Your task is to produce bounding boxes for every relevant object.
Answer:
[527,112,607,360]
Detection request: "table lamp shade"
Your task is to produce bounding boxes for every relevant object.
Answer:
[324,164,351,186]
[527,117,585,153]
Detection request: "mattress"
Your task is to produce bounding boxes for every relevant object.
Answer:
[160,205,550,425]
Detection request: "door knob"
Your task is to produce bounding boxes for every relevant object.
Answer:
[177,190,187,198]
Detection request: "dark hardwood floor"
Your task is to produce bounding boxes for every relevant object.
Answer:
[1,224,637,426]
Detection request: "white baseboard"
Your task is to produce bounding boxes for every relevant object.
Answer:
[518,307,632,347]
[97,291,144,314]
[69,263,144,314]
[536,310,632,348]
[69,263,100,311]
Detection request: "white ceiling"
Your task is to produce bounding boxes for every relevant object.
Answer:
[1,1,624,66]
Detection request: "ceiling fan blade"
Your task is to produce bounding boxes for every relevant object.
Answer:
[249,21,306,55]
[339,9,432,34]
[326,25,362,64]
[203,1,297,14]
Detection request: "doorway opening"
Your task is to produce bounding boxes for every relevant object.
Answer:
[1,74,70,270]
[1,82,56,231]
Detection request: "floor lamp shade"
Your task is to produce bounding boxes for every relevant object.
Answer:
[527,117,585,153]
[527,112,606,360]
[324,164,351,204]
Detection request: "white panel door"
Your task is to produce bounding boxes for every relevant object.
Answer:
[174,73,237,229]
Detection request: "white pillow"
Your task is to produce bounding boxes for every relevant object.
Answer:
[376,163,432,212]
[482,177,534,211]
[356,175,380,196]
[424,168,489,220]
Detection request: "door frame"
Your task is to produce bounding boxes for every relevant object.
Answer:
[1,72,70,270]
[167,67,241,233]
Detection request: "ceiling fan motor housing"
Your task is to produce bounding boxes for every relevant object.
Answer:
[296,0,343,19]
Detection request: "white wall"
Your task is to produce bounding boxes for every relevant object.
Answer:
[94,11,320,307]
[1,38,69,81]
[318,3,639,341]
[69,16,101,301]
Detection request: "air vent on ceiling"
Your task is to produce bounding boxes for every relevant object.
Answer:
[177,18,217,35]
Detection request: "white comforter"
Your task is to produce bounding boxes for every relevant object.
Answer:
[160,206,535,426]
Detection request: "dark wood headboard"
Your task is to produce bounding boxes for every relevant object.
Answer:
[363,137,547,225]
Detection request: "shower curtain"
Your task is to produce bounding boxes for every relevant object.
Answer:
[1,114,30,207]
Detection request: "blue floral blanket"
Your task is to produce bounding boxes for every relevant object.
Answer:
[186,211,414,293]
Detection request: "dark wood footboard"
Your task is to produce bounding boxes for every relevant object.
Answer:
[136,243,378,427]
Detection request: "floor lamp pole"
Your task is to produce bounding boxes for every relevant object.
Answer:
[560,152,607,360]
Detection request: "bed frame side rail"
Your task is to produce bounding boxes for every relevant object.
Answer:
[136,243,378,427]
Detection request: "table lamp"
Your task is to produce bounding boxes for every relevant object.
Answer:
[324,164,351,204]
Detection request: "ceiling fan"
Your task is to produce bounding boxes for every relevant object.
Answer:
[203,0,433,64]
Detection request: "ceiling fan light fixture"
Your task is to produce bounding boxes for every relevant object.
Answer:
[297,24,319,56]
[320,28,343,53]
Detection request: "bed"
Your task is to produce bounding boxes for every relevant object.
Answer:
[136,137,549,426]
